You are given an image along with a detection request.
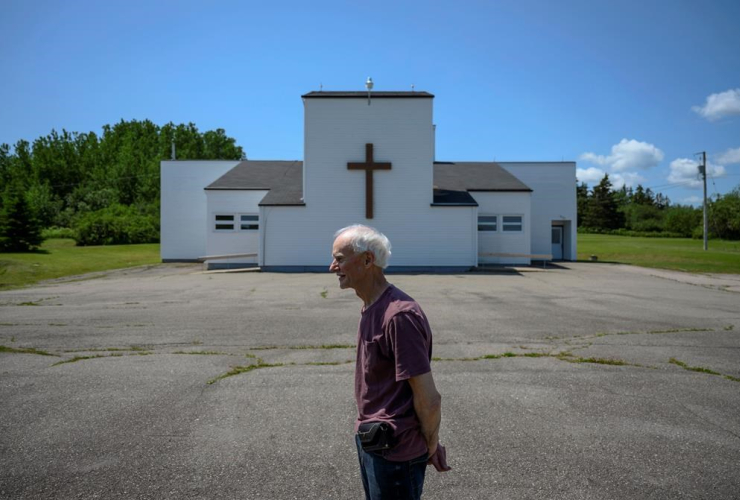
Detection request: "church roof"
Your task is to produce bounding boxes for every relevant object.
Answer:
[205,160,304,206]
[432,162,532,206]
[205,160,531,207]
[302,91,434,99]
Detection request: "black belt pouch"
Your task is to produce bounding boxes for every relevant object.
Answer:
[357,421,396,452]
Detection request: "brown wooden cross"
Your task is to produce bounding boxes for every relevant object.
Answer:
[347,143,391,219]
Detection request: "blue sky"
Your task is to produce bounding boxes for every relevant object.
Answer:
[2,0,739,205]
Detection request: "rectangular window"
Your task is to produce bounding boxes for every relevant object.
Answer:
[240,214,259,231]
[502,215,523,232]
[477,215,497,231]
[214,214,234,231]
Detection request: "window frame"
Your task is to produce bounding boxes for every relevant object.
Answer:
[501,215,523,233]
[213,214,236,232]
[238,213,259,232]
[477,214,498,232]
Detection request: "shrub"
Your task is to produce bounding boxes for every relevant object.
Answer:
[623,204,664,233]
[577,227,685,238]
[664,206,701,238]
[41,226,77,239]
[708,190,740,240]
[72,204,159,246]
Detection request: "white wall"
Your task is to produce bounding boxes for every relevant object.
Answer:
[261,205,476,268]
[499,163,577,260]
[205,190,267,266]
[160,161,239,261]
[258,96,476,268]
[470,192,532,264]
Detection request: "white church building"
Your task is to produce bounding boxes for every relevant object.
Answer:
[161,88,577,271]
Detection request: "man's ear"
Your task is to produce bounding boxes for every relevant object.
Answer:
[364,251,375,268]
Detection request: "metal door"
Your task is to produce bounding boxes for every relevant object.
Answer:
[551,226,563,260]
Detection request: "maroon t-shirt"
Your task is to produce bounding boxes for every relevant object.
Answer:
[354,284,433,462]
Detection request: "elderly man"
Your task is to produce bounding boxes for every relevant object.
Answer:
[330,224,450,500]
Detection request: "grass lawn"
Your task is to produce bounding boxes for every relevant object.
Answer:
[577,234,740,274]
[0,239,161,290]
[1,235,738,289]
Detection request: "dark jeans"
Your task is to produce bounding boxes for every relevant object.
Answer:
[355,435,429,500]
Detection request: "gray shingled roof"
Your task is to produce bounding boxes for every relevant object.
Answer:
[205,161,304,206]
[432,162,532,206]
[302,91,434,99]
[205,159,531,207]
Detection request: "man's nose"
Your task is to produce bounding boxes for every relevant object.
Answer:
[329,260,338,272]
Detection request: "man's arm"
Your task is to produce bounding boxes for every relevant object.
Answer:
[408,371,451,472]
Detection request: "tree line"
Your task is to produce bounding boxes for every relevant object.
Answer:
[0,120,243,251]
[2,123,738,251]
[578,174,740,240]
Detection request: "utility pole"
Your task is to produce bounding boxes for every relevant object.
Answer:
[698,151,707,251]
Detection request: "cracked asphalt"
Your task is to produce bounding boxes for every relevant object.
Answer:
[1,262,739,499]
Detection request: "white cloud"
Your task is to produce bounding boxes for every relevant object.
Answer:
[576,167,605,184]
[692,88,740,121]
[716,146,740,165]
[579,152,609,166]
[611,172,646,189]
[668,158,726,188]
[580,139,664,172]
[576,167,644,188]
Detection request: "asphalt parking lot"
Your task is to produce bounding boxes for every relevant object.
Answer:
[1,263,739,499]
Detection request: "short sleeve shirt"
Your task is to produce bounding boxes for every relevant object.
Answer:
[355,284,433,462]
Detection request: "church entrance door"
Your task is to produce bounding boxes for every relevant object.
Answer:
[551,226,563,260]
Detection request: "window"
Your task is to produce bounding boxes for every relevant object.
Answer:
[502,215,523,232]
[214,214,235,231]
[240,214,259,231]
[478,215,497,231]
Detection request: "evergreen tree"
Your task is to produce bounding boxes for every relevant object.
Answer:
[576,182,589,227]
[583,174,624,230]
[654,192,670,209]
[0,181,44,252]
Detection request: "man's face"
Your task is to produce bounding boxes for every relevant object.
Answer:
[329,235,368,290]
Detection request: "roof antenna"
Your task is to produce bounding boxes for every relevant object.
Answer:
[411,84,415,92]
[319,82,323,92]
[366,77,373,105]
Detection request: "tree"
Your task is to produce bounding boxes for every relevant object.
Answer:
[582,174,624,230]
[654,192,670,209]
[624,203,663,232]
[664,205,701,237]
[708,187,740,240]
[576,182,589,227]
[0,181,44,252]
[0,120,244,241]
[632,185,654,206]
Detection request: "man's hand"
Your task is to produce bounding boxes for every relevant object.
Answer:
[427,444,451,472]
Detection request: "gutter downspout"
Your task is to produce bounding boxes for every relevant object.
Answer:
[260,207,269,268]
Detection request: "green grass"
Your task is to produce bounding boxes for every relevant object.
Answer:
[668,357,721,375]
[248,344,355,351]
[0,239,161,290]
[0,345,57,356]
[207,362,285,385]
[52,354,117,366]
[577,234,740,274]
[173,350,231,356]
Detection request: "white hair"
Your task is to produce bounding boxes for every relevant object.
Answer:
[334,224,392,269]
